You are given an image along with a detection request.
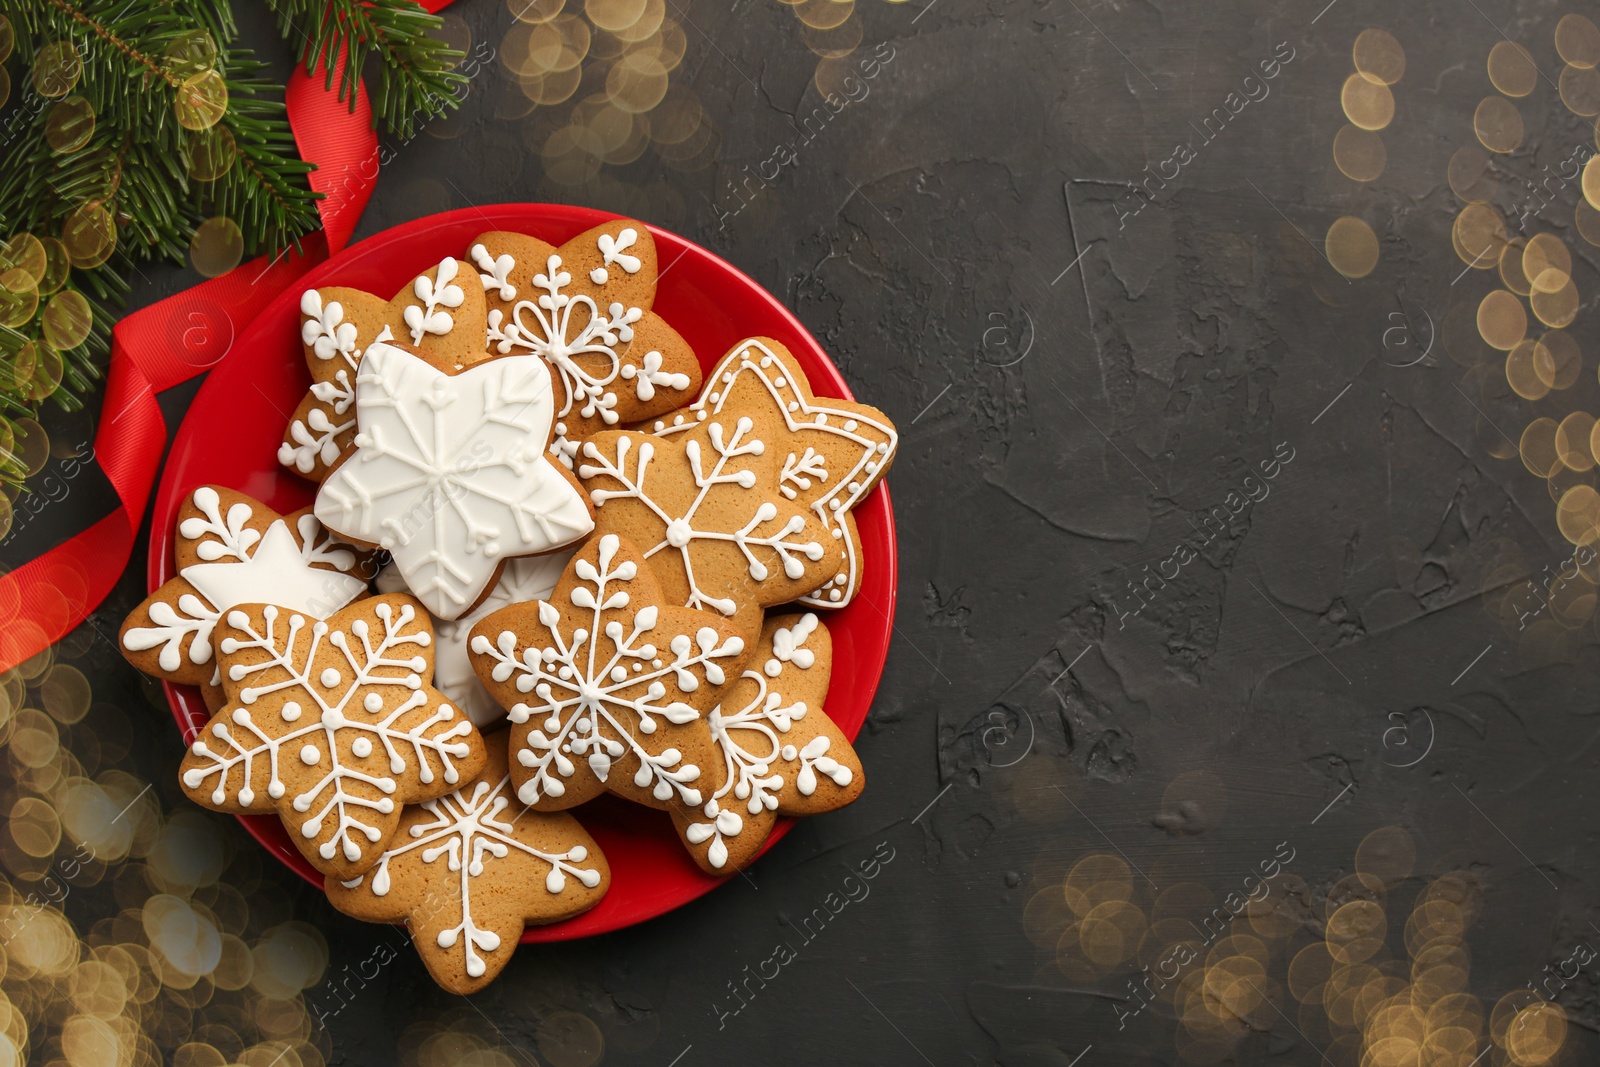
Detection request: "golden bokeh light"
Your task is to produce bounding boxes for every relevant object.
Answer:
[1576,198,1600,245]
[1556,412,1596,471]
[41,289,94,351]
[1453,202,1506,267]
[1333,124,1386,181]
[163,29,218,77]
[1353,29,1405,85]
[1560,63,1600,116]
[35,237,69,295]
[1530,277,1579,328]
[1505,340,1548,400]
[1064,853,1133,916]
[1522,233,1571,291]
[185,126,237,182]
[1354,826,1415,886]
[1557,13,1600,67]
[1534,330,1582,389]
[1521,417,1562,477]
[61,201,116,269]
[1500,237,1531,295]
[794,0,855,31]
[1487,40,1539,96]
[32,40,82,98]
[1342,73,1395,130]
[175,70,229,131]
[0,269,37,330]
[1326,216,1379,277]
[189,217,244,278]
[45,94,94,153]
[1474,96,1523,153]
[1477,289,1526,349]
[1557,484,1600,544]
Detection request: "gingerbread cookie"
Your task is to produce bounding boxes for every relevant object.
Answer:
[671,613,862,873]
[326,732,608,993]
[649,337,898,609]
[120,486,372,693]
[279,257,488,481]
[374,548,574,728]
[575,418,843,639]
[313,338,595,621]
[468,534,746,815]
[180,594,489,879]
[470,219,701,467]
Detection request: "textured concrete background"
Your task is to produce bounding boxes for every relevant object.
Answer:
[19,0,1600,1062]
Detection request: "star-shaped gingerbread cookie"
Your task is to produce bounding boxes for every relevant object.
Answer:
[671,613,863,873]
[575,417,844,640]
[469,219,702,467]
[120,486,373,706]
[326,732,608,993]
[647,337,898,609]
[468,533,747,816]
[313,339,595,621]
[180,594,489,879]
[279,256,488,481]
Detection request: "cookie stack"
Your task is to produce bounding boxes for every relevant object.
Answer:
[119,218,899,993]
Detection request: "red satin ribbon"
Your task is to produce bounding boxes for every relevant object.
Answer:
[0,32,414,669]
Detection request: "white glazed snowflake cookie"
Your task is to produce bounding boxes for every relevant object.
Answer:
[374,548,575,728]
[649,337,898,609]
[670,613,863,874]
[575,417,844,641]
[325,734,608,994]
[468,219,701,468]
[467,533,747,821]
[279,257,488,484]
[179,594,489,879]
[120,486,373,697]
[313,339,595,622]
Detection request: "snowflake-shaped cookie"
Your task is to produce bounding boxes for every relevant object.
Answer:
[468,534,747,815]
[576,419,843,639]
[180,594,489,879]
[279,257,488,482]
[326,733,608,993]
[120,486,372,698]
[649,337,898,609]
[375,548,574,728]
[469,219,701,467]
[314,340,595,622]
[670,613,863,873]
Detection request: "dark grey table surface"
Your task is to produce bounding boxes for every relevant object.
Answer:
[8,0,1600,1063]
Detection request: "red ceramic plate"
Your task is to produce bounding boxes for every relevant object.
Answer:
[152,205,896,941]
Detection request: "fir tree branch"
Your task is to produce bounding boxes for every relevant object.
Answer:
[261,0,465,138]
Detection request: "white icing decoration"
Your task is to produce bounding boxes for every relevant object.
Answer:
[485,256,643,431]
[376,549,573,728]
[122,490,367,673]
[469,535,745,807]
[182,602,476,864]
[685,615,849,869]
[778,447,827,501]
[300,291,361,370]
[763,612,818,677]
[403,258,466,346]
[596,228,643,276]
[279,370,359,474]
[470,244,517,301]
[578,419,826,617]
[346,772,601,979]
[619,349,691,404]
[653,339,899,609]
[314,342,594,621]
